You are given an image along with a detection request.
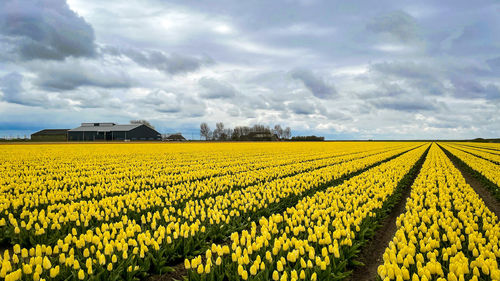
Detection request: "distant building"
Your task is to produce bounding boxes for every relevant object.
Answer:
[31,129,69,141]
[164,133,187,141]
[68,123,161,141]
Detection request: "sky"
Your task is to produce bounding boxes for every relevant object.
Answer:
[0,0,499,140]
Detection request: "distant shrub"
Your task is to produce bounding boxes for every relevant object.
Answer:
[290,135,325,141]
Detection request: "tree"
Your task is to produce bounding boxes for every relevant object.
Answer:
[223,128,233,141]
[290,135,324,141]
[273,125,283,139]
[283,127,291,140]
[130,120,155,129]
[251,124,270,133]
[213,122,225,140]
[200,123,212,140]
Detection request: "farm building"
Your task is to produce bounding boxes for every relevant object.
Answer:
[31,129,69,141]
[164,133,187,141]
[68,123,161,141]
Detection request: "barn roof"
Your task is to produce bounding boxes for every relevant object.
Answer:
[32,129,69,135]
[69,124,142,132]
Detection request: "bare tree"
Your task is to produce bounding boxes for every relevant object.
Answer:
[213,122,225,140]
[200,123,212,140]
[283,127,291,140]
[242,126,251,136]
[223,128,233,141]
[202,122,291,141]
[232,126,243,140]
[252,124,270,133]
[273,124,284,139]
[232,126,252,140]
[130,120,155,129]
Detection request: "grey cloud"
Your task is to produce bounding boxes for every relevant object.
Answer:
[0,0,95,60]
[370,61,435,81]
[450,78,500,100]
[448,22,498,55]
[366,10,420,43]
[487,57,500,73]
[360,83,405,99]
[429,122,460,129]
[226,106,240,117]
[0,35,23,62]
[139,90,206,117]
[58,90,122,109]
[34,59,132,91]
[316,104,352,121]
[371,97,438,112]
[0,72,24,103]
[107,47,213,75]
[242,94,271,111]
[288,100,315,115]
[1,0,499,139]
[290,68,337,99]
[361,75,445,113]
[157,106,182,114]
[182,97,206,117]
[141,90,180,113]
[199,77,238,99]
[370,61,444,96]
[0,72,69,107]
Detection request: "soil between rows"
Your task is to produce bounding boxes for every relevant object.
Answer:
[347,177,413,281]
[347,145,430,281]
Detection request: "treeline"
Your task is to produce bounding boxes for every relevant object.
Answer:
[200,122,291,141]
[290,135,325,141]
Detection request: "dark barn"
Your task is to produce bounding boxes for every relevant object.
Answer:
[68,123,161,141]
[31,129,69,141]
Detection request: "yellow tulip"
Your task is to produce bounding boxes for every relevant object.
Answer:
[42,256,51,270]
[197,264,203,274]
[241,270,248,280]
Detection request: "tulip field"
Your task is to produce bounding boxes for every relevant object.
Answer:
[0,142,498,281]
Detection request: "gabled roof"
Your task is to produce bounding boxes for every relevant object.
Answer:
[69,124,142,132]
[32,129,69,135]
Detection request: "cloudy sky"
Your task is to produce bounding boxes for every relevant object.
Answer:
[0,0,499,139]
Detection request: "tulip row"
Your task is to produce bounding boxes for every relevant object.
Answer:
[448,143,500,165]
[0,142,423,280]
[378,144,500,281]
[452,142,500,153]
[456,142,500,155]
[184,144,429,281]
[439,143,500,201]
